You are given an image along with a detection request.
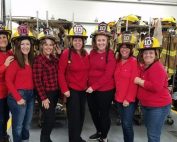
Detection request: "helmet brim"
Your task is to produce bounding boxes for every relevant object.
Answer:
[12,36,36,43]
[38,36,56,42]
[67,35,88,39]
[118,42,136,45]
[138,47,162,51]
[0,30,12,38]
[91,31,112,38]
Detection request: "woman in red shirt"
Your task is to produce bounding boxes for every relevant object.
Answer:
[33,28,59,142]
[134,37,172,142]
[86,22,116,142]
[0,21,14,142]
[5,24,35,142]
[58,24,89,142]
[114,32,139,142]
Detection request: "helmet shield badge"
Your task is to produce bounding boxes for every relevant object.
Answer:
[73,25,84,36]
[18,24,29,36]
[144,37,153,49]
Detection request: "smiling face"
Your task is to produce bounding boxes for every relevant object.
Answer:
[72,37,83,52]
[96,35,108,53]
[42,39,54,57]
[0,34,8,49]
[120,44,131,59]
[20,39,31,55]
[142,49,156,66]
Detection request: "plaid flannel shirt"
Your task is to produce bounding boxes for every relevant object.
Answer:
[33,54,59,100]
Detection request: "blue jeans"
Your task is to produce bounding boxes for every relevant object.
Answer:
[0,98,9,140]
[7,90,34,142]
[142,104,171,142]
[116,102,136,142]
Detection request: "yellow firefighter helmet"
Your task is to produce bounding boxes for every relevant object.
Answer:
[0,21,12,41]
[68,24,88,39]
[161,16,176,26]
[108,21,116,28]
[122,15,140,25]
[138,36,161,50]
[117,32,137,45]
[12,24,36,43]
[38,28,56,42]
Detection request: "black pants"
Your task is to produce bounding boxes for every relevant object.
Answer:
[66,88,86,142]
[87,89,114,139]
[0,98,9,141]
[37,90,59,142]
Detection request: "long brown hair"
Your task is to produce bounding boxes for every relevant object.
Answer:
[68,37,87,63]
[38,38,55,54]
[14,38,34,68]
[92,34,111,63]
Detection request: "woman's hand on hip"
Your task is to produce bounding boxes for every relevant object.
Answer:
[123,100,129,107]
[17,98,26,106]
[64,91,70,98]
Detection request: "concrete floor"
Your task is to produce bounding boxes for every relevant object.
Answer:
[8,104,177,142]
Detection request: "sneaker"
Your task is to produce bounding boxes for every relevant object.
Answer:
[80,139,86,142]
[4,135,11,142]
[99,138,108,142]
[80,137,86,142]
[89,132,101,140]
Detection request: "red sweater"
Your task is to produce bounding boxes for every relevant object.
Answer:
[88,50,116,91]
[0,51,13,99]
[58,49,89,93]
[137,61,172,107]
[114,57,139,103]
[5,60,33,101]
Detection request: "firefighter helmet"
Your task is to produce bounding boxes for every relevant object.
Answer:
[161,16,176,26]
[108,21,116,28]
[117,32,137,45]
[138,36,161,50]
[38,28,56,42]
[122,15,140,25]
[12,24,36,43]
[91,22,112,37]
[0,21,12,41]
[68,24,88,39]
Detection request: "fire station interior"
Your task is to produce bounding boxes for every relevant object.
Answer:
[2,0,177,142]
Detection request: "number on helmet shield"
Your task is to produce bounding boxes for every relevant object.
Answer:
[74,25,83,35]
[98,25,107,31]
[144,37,152,48]
[123,34,131,42]
[18,25,28,36]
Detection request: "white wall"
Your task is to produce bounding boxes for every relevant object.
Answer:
[6,0,177,22]
[5,0,177,45]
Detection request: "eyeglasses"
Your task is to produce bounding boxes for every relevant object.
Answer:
[143,50,155,55]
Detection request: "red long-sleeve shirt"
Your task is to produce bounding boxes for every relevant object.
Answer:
[5,60,33,101]
[114,57,139,103]
[0,50,13,99]
[88,50,116,91]
[137,61,172,107]
[58,49,89,94]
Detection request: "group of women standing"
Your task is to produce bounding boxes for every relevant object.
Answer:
[0,23,60,142]
[0,20,172,142]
